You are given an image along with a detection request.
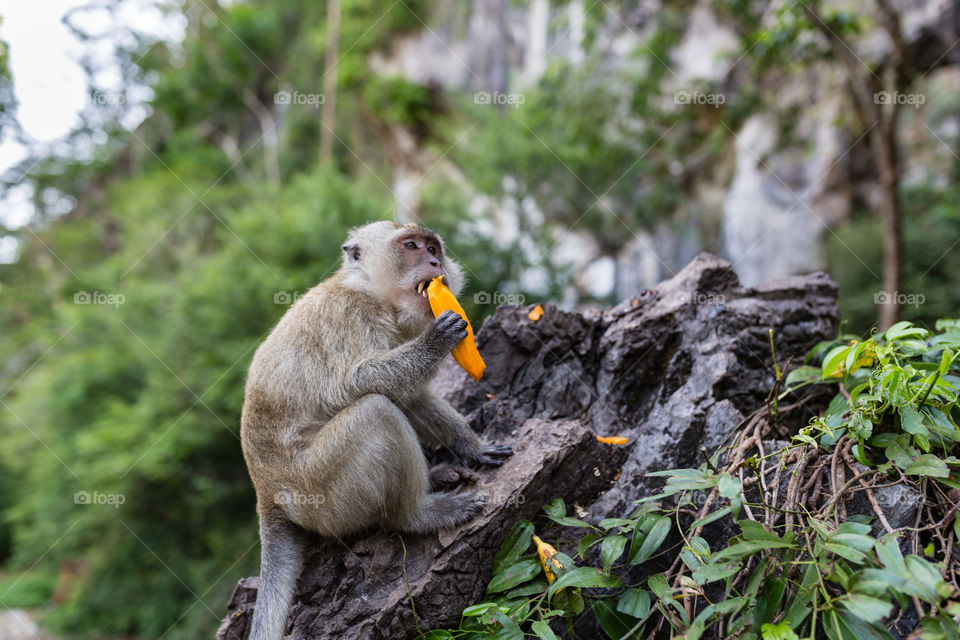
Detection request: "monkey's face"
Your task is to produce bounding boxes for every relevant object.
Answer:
[393,231,448,315]
[341,222,465,331]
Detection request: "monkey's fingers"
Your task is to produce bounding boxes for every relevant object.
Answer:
[432,310,468,342]
[483,444,513,458]
[429,464,479,491]
[471,444,513,467]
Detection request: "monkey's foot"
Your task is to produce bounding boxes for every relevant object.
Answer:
[467,443,514,467]
[429,464,478,491]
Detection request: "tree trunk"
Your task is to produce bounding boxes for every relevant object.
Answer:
[319,0,340,166]
[870,118,902,331]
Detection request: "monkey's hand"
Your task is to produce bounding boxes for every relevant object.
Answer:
[466,443,513,467]
[424,310,468,355]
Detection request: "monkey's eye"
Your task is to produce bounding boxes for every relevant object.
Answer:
[404,241,417,250]
[427,245,437,255]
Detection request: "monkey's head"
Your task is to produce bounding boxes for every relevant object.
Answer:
[340,221,465,330]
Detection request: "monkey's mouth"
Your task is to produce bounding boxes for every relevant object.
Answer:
[416,280,431,298]
[415,276,445,299]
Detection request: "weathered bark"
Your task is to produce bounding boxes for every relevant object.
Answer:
[216,253,840,640]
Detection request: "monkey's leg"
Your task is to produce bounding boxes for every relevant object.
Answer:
[248,513,304,640]
[288,394,480,537]
[403,389,513,466]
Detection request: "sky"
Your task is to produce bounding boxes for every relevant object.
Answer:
[0,0,185,232]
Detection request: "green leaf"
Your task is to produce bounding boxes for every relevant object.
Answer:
[421,631,455,640]
[885,321,928,342]
[592,598,641,639]
[650,468,717,492]
[900,406,927,435]
[840,594,892,624]
[717,473,741,499]
[578,533,602,559]
[690,506,732,530]
[490,608,524,640]
[823,542,869,564]
[822,610,894,640]
[849,414,874,441]
[875,536,907,573]
[826,393,851,417]
[486,557,542,593]
[904,454,949,478]
[822,345,851,378]
[782,564,818,628]
[600,535,627,574]
[462,602,498,617]
[547,567,622,598]
[629,515,670,565]
[904,555,946,602]
[692,559,741,584]
[739,519,788,544]
[761,621,800,640]
[785,365,823,388]
[543,498,566,519]
[830,532,876,553]
[598,518,635,531]
[493,520,533,572]
[505,578,549,598]
[754,576,786,627]
[647,573,671,599]
[530,620,560,640]
[543,499,592,528]
[616,588,651,618]
[851,443,872,466]
[552,587,585,617]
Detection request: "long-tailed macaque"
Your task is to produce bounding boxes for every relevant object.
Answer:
[241,221,511,640]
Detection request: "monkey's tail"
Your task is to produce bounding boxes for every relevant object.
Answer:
[249,516,304,640]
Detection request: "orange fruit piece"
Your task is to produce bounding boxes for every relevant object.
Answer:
[426,277,485,381]
[596,436,630,445]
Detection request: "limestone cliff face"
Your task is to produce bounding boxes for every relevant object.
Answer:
[368,0,960,298]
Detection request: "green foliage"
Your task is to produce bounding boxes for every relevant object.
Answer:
[0,566,56,609]
[0,168,392,637]
[433,320,960,639]
[827,184,960,330]
[788,319,960,474]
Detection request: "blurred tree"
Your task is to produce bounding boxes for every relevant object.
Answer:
[715,0,956,330]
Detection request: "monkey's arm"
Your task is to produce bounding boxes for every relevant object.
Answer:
[403,389,512,466]
[346,310,466,405]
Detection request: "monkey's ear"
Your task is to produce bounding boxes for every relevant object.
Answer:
[342,243,360,262]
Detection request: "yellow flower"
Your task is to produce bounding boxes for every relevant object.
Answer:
[532,535,564,584]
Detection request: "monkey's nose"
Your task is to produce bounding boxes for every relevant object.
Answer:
[429,259,439,267]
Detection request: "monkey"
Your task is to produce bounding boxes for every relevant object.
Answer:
[240,221,512,640]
